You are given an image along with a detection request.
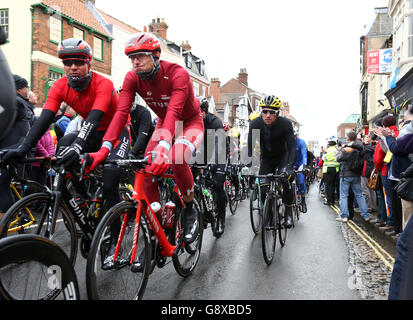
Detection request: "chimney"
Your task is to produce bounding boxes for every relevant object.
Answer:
[148,17,168,40]
[210,78,221,103]
[80,0,95,4]
[181,40,191,52]
[238,68,248,86]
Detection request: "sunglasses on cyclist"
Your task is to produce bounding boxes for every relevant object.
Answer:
[128,52,153,61]
[62,59,88,67]
[261,109,277,115]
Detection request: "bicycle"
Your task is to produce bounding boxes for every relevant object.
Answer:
[249,175,264,235]
[225,164,241,215]
[256,172,287,265]
[0,153,49,205]
[291,170,305,227]
[86,157,204,300]
[0,234,79,300]
[0,156,114,265]
[191,164,220,238]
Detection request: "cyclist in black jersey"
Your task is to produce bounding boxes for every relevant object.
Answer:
[129,103,154,158]
[247,95,296,228]
[198,97,228,236]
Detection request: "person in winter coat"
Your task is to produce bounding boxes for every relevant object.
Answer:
[335,130,370,223]
[385,107,413,300]
[361,133,378,213]
[373,115,403,237]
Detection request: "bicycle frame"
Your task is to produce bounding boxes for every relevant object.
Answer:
[113,168,186,266]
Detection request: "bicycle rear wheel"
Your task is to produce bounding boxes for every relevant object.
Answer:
[0,192,78,266]
[261,195,276,265]
[249,187,262,234]
[226,182,238,215]
[86,200,152,300]
[0,234,79,300]
[172,198,203,277]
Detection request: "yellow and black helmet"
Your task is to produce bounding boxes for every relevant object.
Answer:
[259,95,282,110]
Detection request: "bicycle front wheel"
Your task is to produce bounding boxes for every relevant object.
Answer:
[172,198,203,277]
[277,197,287,247]
[249,188,262,234]
[86,200,152,300]
[261,195,276,265]
[0,234,79,300]
[0,192,78,266]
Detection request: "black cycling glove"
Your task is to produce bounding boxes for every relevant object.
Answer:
[56,109,103,167]
[401,165,413,178]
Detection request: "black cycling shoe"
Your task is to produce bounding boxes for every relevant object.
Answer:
[301,198,307,213]
[214,215,225,238]
[283,207,293,229]
[183,208,199,244]
[130,250,145,273]
[102,241,127,270]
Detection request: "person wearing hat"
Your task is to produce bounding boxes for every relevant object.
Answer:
[14,74,36,126]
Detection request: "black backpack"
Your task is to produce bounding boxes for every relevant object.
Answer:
[348,148,365,173]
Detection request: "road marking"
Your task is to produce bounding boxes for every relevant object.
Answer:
[329,203,394,270]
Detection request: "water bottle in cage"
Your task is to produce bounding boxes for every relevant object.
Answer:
[150,202,162,222]
[164,201,176,229]
[203,188,213,212]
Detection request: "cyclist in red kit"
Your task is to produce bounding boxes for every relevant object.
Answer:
[3,39,130,241]
[114,32,204,244]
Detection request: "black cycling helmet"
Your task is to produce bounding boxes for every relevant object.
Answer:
[199,97,209,112]
[0,27,16,140]
[57,38,92,60]
[259,95,282,110]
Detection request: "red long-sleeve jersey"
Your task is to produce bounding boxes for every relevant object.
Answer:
[114,60,201,145]
[43,72,123,144]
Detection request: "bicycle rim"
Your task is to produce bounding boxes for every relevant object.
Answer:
[0,234,79,300]
[262,196,276,265]
[277,198,287,247]
[86,201,151,300]
[0,192,78,266]
[249,188,262,234]
[172,198,203,277]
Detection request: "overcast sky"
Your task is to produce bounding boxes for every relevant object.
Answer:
[95,0,390,148]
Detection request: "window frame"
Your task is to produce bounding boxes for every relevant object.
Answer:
[0,9,9,41]
[73,27,84,40]
[93,36,104,61]
[49,14,62,44]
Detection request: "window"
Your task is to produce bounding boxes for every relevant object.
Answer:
[0,9,8,40]
[73,27,84,40]
[93,36,103,60]
[185,54,192,69]
[197,61,205,76]
[49,70,63,82]
[193,82,199,96]
[49,14,62,43]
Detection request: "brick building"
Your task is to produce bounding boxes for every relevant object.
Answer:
[2,0,113,109]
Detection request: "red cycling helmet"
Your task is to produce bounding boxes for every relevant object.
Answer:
[125,33,161,57]
[57,38,92,60]
[223,123,231,131]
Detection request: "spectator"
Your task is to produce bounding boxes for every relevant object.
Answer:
[387,107,413,300]
[335,130,370,223]
[373,116,398,232]
[31,128,55,186]
[53,102,76,140]
[374,115,403,238]
[361,133,378,213]
[0,74,32,218]
[322,136,340,205]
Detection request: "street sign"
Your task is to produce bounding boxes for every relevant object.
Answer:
[368,49,393,74]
